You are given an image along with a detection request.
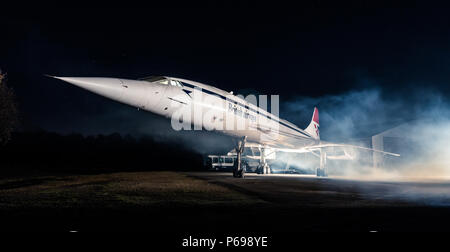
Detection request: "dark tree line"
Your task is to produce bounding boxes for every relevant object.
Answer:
[1,131,205,175]
[0,70,19,145]
[0,71,206,174]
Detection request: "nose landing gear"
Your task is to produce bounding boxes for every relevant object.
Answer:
[233,136,247,178]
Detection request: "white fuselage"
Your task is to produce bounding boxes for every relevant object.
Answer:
[53,76,318,149]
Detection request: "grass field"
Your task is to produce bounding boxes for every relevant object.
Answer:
[0,171,264,209]
[2,171,450,231]
[0,171,269,231]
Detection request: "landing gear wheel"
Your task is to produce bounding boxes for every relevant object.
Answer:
[233,169,244,178]
[239,169,245,178]
[255,165,262,174]
[316,168,328,177]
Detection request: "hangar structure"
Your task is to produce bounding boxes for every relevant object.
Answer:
[371,120,424,169]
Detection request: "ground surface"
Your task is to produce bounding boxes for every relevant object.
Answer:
[1,171,450,231]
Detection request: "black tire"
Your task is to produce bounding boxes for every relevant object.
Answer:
[317,168,326,177]
[233,168,243,178]
[239,169,244,178]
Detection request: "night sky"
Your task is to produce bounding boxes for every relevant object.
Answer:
[2,2,450,147]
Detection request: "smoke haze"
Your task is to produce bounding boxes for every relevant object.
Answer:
[281,83,450,182]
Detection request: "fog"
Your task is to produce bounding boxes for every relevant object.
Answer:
[281,85,450,182]
[44,99,234,155]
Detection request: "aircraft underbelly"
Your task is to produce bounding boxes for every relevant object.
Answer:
[218,125,316,149]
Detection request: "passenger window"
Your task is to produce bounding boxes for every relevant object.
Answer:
[213,157,218,163]
[219,157,224,163]
[225,158,233,163]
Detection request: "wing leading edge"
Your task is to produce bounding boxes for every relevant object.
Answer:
[274,142,400,157]
[254,107,400,157]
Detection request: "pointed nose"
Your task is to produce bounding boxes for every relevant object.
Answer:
[52,76,124,101]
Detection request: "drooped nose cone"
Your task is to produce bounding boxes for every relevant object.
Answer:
[52,76,125,101]
[50,76,169,114]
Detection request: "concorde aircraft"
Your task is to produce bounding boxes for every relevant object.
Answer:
[49,75,399,178]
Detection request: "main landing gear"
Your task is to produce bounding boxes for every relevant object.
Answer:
[316,149,328,177]
[255,146,271,175]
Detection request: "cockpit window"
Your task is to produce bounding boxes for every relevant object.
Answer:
[140,76,168,85]
[139,76,183,87]
[169,80,183,87]
[140,76,166,82]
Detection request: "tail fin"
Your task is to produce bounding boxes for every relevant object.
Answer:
[304,107,320,140]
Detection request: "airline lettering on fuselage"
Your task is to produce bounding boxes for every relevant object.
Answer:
[228,103,256,122]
